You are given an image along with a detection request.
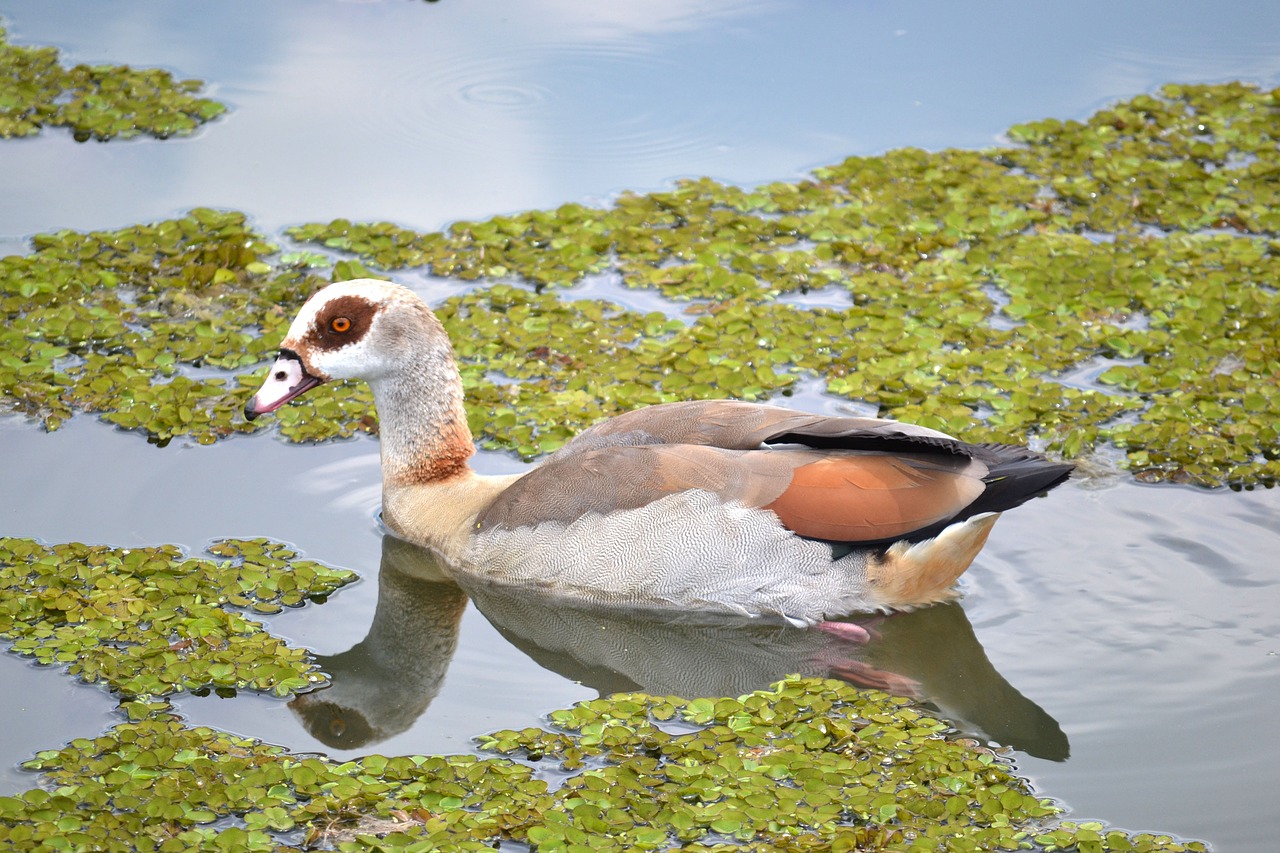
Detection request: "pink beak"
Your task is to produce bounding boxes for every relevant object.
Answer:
[244,350,323,420]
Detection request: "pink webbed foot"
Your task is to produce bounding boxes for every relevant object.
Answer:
[816,620,872,643]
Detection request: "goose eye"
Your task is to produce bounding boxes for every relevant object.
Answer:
[330,316,352,333]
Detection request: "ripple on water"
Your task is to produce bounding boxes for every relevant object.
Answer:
[372,39,738,165]
[970,481,1280,704]
[1083,33,1280,94]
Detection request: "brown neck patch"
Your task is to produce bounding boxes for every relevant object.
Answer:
[386,414,475,486]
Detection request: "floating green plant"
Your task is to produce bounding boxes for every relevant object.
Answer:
[5,713,543,852]
[0,537,355,698]
[0,678,1206,852]
[1004,82,1280,234]
[0,24,226,140]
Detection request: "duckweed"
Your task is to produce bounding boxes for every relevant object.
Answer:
[3,83,1278,486]
[0,24,226,140]
[0,537,355,698]
[1004,82,1280,234]
[0,678,1206,852]
[9,715,546,853]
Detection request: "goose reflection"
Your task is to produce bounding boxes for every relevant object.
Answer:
[289,536,468,749]
[291,534,1067,761]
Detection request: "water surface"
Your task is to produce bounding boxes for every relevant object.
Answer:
[2,2,1279,850]
[3,0,1280,237]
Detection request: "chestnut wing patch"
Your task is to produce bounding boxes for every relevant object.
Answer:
[762,453,988,542]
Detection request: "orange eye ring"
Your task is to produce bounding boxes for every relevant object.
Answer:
[330,316,352,333]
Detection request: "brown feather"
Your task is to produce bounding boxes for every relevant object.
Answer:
[763,454,987,541]
[478,444,792,531]
[477,441,989,545]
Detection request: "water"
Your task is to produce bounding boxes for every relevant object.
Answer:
[2,2,1279,849]
[4,0,1280,237]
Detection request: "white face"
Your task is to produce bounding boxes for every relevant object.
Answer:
[243,279,406,419]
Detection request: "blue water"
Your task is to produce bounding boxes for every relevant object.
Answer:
[2,2,1279,849]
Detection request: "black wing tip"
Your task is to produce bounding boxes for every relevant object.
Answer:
[975,446,1075,514]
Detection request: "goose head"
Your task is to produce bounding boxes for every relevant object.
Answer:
[244,279,456,420]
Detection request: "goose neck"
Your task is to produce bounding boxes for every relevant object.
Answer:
[370,365,474,486]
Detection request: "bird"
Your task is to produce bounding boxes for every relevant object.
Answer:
[245,279,1072,627]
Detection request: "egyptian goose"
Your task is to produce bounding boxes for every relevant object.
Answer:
[245,279,1072,626]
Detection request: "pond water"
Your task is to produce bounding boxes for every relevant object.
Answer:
[2,1,1279,850]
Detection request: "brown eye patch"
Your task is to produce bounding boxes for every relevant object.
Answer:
[312,295,378,350]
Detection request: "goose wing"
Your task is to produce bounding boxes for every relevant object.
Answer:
[476,440,989,544]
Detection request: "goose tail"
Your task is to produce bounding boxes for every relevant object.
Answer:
[866,513,1000,609]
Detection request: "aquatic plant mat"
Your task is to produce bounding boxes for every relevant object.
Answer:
[0,25,225,141]
[0,669,1205,853]
[0,538,355,699]
[3,83,1278,485]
